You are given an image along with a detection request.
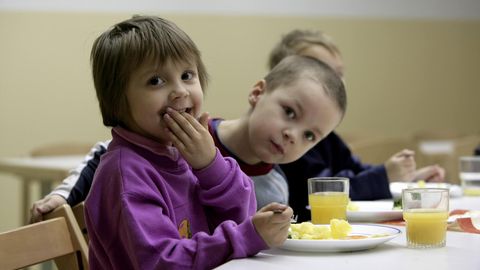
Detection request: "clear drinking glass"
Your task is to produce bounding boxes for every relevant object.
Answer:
[402,188,449,248]
[459,156,480,196]
[308,177,349,224]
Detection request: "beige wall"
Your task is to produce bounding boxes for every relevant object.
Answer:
[1,11,479,231]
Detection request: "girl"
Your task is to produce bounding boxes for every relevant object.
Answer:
[85,15,292,269]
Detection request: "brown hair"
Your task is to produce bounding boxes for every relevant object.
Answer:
[264,55,346,116]
[268,29,340,70]
[90,15,208,127]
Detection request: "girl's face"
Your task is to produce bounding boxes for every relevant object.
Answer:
[124,58,203,144]
[246,78,342,164]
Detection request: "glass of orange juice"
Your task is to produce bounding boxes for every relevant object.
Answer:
[308,177,349,224]
[402,188,449,248]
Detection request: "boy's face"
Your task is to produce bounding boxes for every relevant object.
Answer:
[247,78,342,164]
[124,58,203,144]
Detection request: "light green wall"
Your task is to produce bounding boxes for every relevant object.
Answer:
[1,11,479,230]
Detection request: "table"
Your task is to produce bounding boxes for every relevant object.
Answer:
[449,196,480,210]
[0,155,84,224]
[217,196,480,270]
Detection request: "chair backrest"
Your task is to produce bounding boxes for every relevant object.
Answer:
[43,204,89,269]
[72,202,88,243]
[349,136,415,165]
[0,205,88,269]
[415,134,480,184]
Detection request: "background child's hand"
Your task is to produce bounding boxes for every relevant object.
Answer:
[385,149,416,182]
[29,194,66,223]
[252,202,293,248]
[164,108,216,170]
[412,164,445,182]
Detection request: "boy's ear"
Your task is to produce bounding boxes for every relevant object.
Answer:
[248,79,267,106]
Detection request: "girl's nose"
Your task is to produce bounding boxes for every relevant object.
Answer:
[169,83,189,100]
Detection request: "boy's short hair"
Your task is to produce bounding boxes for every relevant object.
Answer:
[268,29,340,70]
[264,55,347,116]
[91,15,208,127]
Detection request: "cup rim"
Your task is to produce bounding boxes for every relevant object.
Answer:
[459,156,480,161]
[402,187,449,193]
[307,177,349,182]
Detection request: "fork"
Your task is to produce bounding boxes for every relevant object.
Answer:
[273,209,298,223]
[290,214,298,223]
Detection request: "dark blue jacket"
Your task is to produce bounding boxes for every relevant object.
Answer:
[280,132,392,222]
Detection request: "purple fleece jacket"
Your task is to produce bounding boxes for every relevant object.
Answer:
[85,127,267,270]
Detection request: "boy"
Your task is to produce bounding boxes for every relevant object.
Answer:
[271,29,445,221]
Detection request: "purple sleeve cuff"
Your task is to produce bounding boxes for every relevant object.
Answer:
[193,149,238,190]
[232,217,269,258]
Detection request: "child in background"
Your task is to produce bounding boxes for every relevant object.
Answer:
[271,29,445,221]
[83,15,292,269]
[30,43,348,222]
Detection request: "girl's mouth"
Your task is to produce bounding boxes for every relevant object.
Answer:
[161,107,193,116]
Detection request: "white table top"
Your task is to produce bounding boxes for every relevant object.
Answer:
[217,227,480,270]
[450,196,480,210]
[0,155,84,180]
[1,155,479,270]
[217,196,480,270]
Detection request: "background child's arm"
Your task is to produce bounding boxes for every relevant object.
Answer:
[30,140,109,222]
[384,149,416,181]
[412,164,445,182]
[29,194,66,223]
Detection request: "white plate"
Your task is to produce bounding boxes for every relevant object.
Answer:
[280,224,401,252]
[389,182,462,199]
[347,201,402,223]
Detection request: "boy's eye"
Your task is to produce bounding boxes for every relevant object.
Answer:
[284,107,296,119]
[148,76,164,86]
[181,71,194,81]
[304,131,316,142]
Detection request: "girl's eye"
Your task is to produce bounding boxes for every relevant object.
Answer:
[304,131,316,142]
[148,76,164,86]
[181,71,194,81]
[284,107,296,119]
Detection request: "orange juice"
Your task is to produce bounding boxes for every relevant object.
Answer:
[403,210,448,248]
[309,192,349,224]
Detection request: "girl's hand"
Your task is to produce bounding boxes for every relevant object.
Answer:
[164,108,216,170]
[252,203,293,248]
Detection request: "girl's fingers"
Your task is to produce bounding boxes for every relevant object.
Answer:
[197,112,210,129]
[181,111,209,133]
[164,114,184,137]
[165,127,186,150]
[164,113,195,145]
[166,109,205,138]
[258,202,287,213]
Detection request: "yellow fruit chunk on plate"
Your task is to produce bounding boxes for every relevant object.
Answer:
[289,219,351,240]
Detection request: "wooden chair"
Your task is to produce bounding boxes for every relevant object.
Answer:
[43,203,89,269]
[0,204,88,270]
[349,135,415,164]
[415,134,480,184]
[19,142,92,224]
[72,202,88,243]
